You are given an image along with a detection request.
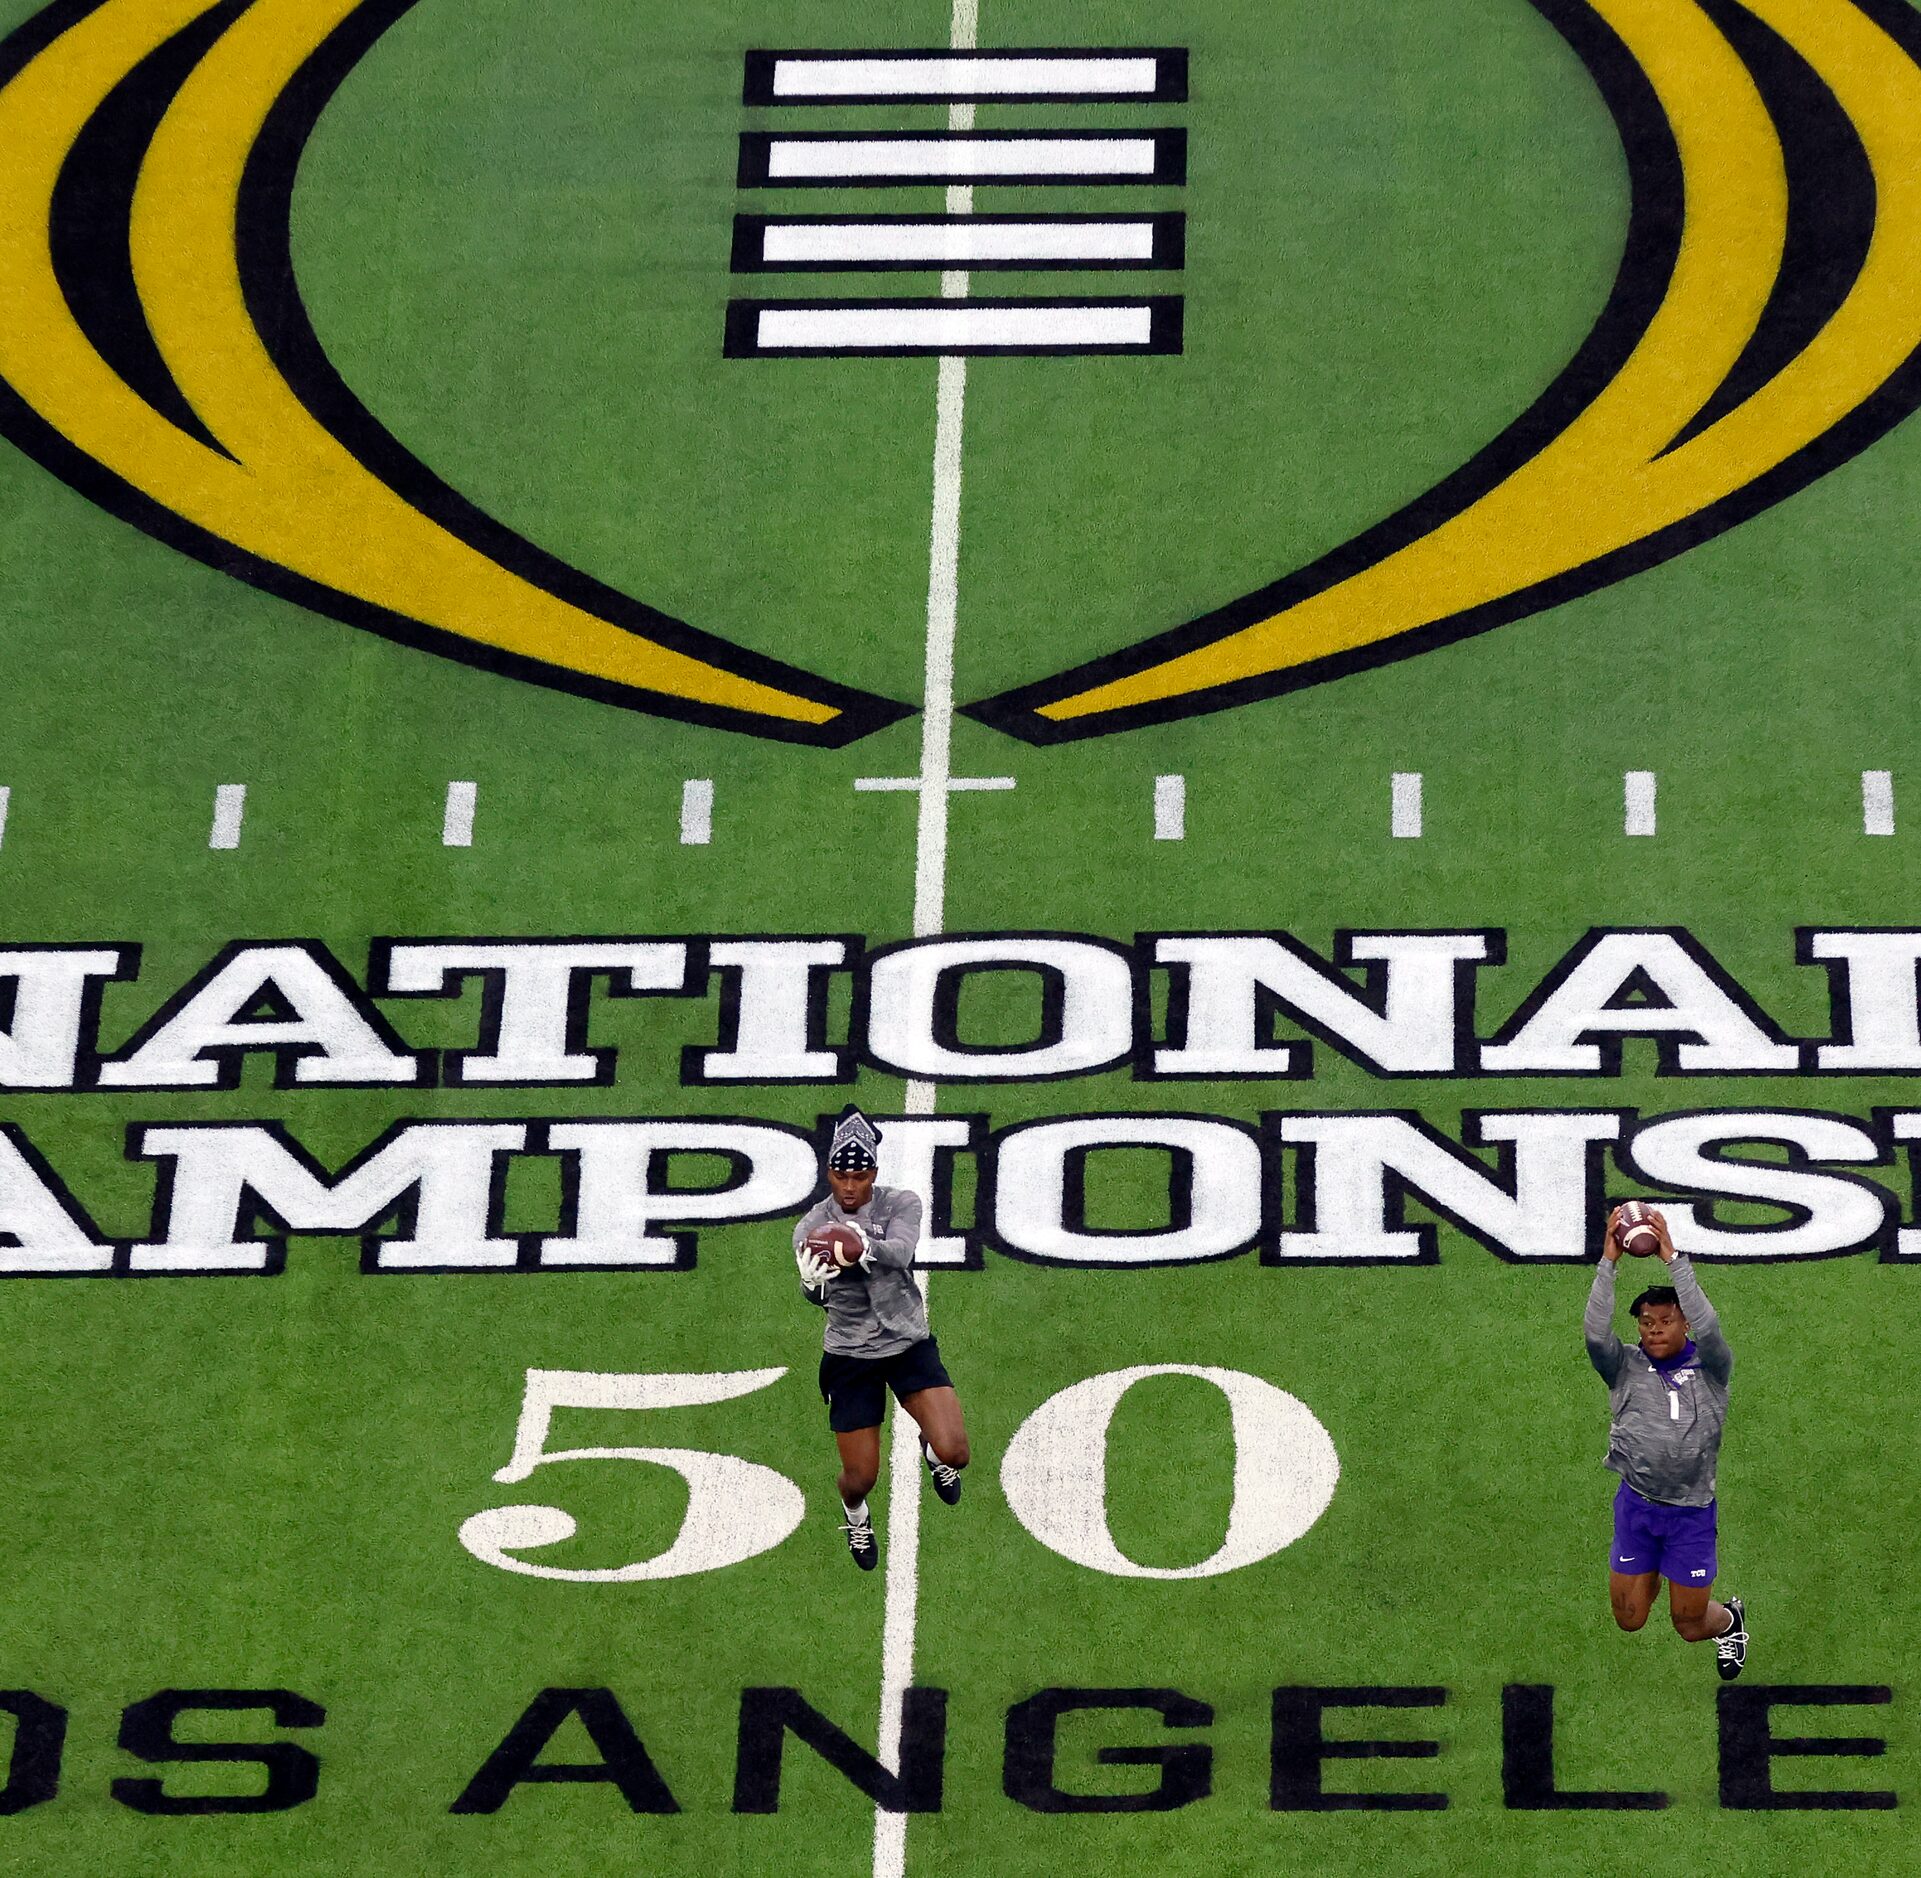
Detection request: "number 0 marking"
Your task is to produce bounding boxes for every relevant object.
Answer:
[999,1364,1339,1579]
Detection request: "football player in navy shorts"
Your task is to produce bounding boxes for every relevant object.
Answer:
[795,1107,970,1570]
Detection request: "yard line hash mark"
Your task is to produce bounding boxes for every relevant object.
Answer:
[1154,773,1185,840]
[442,780,477,848]
[1392,771,1423,839]
[1624,770,1657,837]
[208,783,246,850]
[1864,769,1894,836]
[680,779,714,845]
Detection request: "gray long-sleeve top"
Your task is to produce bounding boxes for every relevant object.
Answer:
[794,1184,927,1358]
[1584,1253,1732,1507]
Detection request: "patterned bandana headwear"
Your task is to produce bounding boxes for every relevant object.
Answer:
[827,1106,881,1173]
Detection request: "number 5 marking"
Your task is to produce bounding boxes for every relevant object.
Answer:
[457,1368,804,1581]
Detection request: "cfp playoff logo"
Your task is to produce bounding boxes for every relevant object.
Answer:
[725,48,1188,358]
[3,2,1921,743]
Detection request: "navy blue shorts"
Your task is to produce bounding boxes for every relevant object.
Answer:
[1611,1479,1718,1585]
[819,1336,953,1433]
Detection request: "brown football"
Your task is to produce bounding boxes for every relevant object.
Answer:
[806,1223,866,1269]
[1616,1201,1662,1257]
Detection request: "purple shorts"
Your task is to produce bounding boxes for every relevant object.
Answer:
[1611,1479,1718,1585]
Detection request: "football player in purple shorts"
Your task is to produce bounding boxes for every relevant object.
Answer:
[1584,1204,1748,1678]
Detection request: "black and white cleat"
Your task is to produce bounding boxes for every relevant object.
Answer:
[842,1514,879,1571]
[926,1452,963,1507]
[1716,1596,1748,1681]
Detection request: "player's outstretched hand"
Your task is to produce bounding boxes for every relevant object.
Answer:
[1602,1206,1625,1262]
[796,1244,837,1288]
[1649,1208,1678,1262]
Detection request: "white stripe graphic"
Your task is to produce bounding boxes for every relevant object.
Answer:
[442,780,477,848]
[757,220,1160,266]
[769,54,1161,98]
[755,303,1154,352]
[1863,769,1894,836]
[208,783,246,850]
[874,13,974,1873]
[0,786,10,851]
[764,135,1160,180]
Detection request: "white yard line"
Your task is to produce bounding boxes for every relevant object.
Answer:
[874,12,976,1878]
[0,785,11,851]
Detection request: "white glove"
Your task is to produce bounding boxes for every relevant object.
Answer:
[843,1219,874,1269]
[796,1244,836,1288]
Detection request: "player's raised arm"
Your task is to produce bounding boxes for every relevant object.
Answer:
[1585,1207,1626,1381]
[1656,1213,1731,1382]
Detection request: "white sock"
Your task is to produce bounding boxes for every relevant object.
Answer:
[842,1497,870,1523]
[923,1441,938,1466]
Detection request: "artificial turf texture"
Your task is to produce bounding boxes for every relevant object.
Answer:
[0,0,1916,1870]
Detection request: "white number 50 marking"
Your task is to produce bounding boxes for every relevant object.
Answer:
[457,1368,805,1581]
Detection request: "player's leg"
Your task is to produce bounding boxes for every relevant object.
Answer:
[1608,1479,1659,1628]
[835,1426,882,1508]
[1664,1579,1733,1641]
[830,1426,882,1571]
[1669,1576,1748,1679]
[893,1336,969,1507]
[899,1386,969,1469]
[821,1351,886,1570]
[899,1384,968,1507]
[1609,1570,1659,1632]
[1657,1499,1745,1675]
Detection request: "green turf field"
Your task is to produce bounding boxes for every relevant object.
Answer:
[0,0,1918,1870]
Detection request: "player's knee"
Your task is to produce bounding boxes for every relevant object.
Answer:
[938,1434,971,1469]
[1610,1599,1648,1632]
[1672,1611,1711,1641]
